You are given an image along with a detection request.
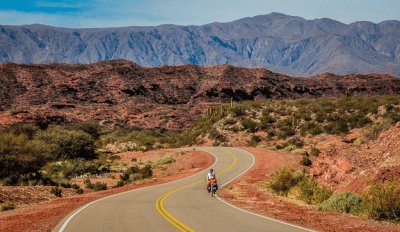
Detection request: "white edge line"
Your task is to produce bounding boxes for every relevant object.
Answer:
[57,147,218,232]
[215,147,316,232]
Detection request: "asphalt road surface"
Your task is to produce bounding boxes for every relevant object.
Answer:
[53,147,313,232]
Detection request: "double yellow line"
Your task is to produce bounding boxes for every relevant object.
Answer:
[155,149,238,232]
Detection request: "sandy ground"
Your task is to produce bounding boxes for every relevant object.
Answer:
[219,147,400,232]
[0,149,213,232]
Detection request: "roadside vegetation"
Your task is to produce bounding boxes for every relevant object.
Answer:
[266,167,400,222]
[1,95,399,213]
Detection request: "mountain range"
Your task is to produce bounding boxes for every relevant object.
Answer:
[1,13,400,76]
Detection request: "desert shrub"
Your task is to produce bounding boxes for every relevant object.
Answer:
[50,186,62,197]
[251,135,262,143]
[0,132,49,178]
[7,123,39,139]
[71,183,80,190]
[315,112,325,123]
[268,167,303,196]
[361,119,392,142]
[297,176,332,204]
[139,164,153,179]
[68,121,101,139]
[224,118,237,125]
[310,147,320,157]
[120,165,153,182]
[208,129,226,142]
[241,119,258,133]
[75,188,84,194]
[232,107,246,117]
[347,114,372,129]
[153,157,176,168]
[84,178,93,189]
[321,192,364,214]
[61,159,101,179]
[300,156,312,167]
[60,182,72,188]
[92,182,107,191]
[324,119,349,135]
[287,136,304,148]
[363,180,400,221]
[300,122,323,136]
[115,180,125,187]
[260,115,276,130]
[0,203,16,212]
[247,135,262,147]
[35,126,96,160]
[276,119,295,138]
[14,172,56,186]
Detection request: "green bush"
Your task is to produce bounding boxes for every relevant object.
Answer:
[120,164,153,182]
[7,123,39,139]
[92,182,107,191]
[50,186,62,197]
[300,156,312,167]
[139,164,153,179]
[60,182,72,188]
[232,107,246,117]
[67,121,101,139]
[363,180,400,221]
[84,178,93,189]
[115,180,125,187]
[224,118,237,125]
[241,119,258,133]
[3,172,56,186]
[71,183,80,190]
[287,136,304,148]
[310,147,320,157]
[153,157,176,168]
[208,129,226,142]
[0,203,16,212]
[0,132,49,178]
[61,159,101,179]
[268,167,303,196]
[321,192,364,214]
[361,119,392,142]
[76,188,84,194]
[252,135,262,142]
[260,115,276,130]
[35,126,96,160]
[297,176,332,204]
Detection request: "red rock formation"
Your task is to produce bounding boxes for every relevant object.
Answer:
[0,60,399,129]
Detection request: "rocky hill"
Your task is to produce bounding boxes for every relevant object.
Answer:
[1,13,400,76]
[0,60,399,129]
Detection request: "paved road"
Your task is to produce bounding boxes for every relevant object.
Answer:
[53,147,313,232]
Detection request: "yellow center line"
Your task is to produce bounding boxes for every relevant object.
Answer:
[155,149,238,232]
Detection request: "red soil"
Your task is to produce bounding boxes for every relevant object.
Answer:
[219,147,400,232]
[0,150,213,232]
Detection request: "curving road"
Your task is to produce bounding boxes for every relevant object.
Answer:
[53,147,313,232]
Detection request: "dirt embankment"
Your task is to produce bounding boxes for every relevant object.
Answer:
[310,123,400,193]
[219,147,400,232]
[0,149,214,232]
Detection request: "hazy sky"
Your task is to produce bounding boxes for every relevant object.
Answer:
[1,0,399,28]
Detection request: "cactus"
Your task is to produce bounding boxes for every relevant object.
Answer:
[292,112,296,129]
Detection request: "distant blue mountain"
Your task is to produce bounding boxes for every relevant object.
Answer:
[1,13,399,76]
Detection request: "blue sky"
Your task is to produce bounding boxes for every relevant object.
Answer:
[0,0,399,28]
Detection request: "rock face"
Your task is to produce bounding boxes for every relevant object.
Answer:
[1,13,400,76]
[0,60,400,129]
[311,123,400,193]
